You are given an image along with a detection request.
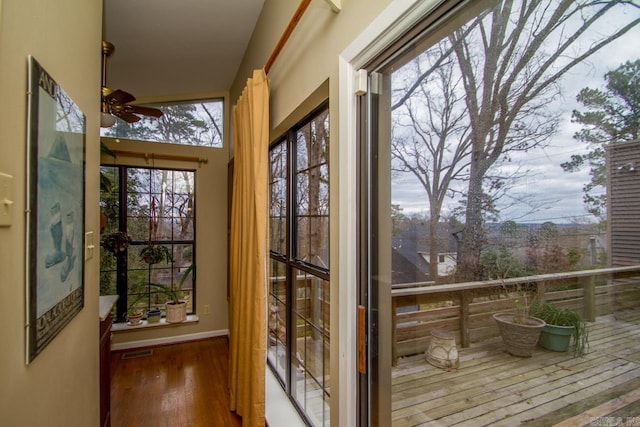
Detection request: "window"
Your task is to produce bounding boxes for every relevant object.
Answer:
[363,0,640,425]
[268,104,330,426]
[100,166,196,322]
[100,99,224,147]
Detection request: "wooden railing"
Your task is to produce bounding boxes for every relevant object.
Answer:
[391,265,640,364]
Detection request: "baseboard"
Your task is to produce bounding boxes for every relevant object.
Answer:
[110,329,229,351]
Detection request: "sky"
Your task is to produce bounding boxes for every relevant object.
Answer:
[390,1,640,225]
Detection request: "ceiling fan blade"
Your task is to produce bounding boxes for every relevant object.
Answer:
[126,105,164,118]
[105,89,136,105]
[112,110,141,123]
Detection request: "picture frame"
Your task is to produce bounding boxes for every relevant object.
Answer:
[26,56,86,363]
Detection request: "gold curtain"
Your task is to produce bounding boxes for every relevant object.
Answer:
[229,69,270,427]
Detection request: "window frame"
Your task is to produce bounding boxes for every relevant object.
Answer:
[100,98,225,148]
[268,101,331,427]
[99,164,197,322]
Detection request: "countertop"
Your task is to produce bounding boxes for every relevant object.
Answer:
[99,295,119,321]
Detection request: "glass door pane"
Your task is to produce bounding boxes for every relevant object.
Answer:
[365,0,640,425]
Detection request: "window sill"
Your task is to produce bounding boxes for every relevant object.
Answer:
[111,314,199,332]
[266,368,307,427]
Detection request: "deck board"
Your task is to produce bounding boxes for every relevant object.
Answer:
[392,308,640,426]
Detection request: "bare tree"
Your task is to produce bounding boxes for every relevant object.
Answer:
[448,0,640,280]
[392,46,471,281]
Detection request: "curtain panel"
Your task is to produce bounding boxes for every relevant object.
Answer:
[229,69,270,427]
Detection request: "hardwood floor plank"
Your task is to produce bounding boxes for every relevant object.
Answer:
[111,337,242,427]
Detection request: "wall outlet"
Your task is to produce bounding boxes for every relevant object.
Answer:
[203,304,211,315]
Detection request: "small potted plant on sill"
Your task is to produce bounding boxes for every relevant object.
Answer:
[148,264,194,323]
[126,293,147,326]
[530,301,589,356]
[493,285,546,357]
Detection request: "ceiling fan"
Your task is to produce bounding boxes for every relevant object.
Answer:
[100,41,163,128]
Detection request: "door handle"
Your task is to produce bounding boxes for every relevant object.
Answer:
[358,305,366,374]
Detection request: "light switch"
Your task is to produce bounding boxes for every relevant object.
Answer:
[0,172,14,227]
[85,231,95,260]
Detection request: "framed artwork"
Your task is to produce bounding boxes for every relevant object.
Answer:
[26,56,86,363]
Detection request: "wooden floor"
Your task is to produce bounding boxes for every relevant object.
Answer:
[392,308,640,426]
[111,337,242,427]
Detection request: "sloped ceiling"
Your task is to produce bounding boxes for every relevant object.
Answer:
[103,0,265,100]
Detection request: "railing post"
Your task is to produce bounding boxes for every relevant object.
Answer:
[581,275,596,322]
[538,281,546,302]
[460,291,470,348]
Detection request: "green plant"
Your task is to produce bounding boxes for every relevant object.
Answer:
[149,264,194,303]
[102,231,132,255]
[530,301,589,356]
[140,244,173,265]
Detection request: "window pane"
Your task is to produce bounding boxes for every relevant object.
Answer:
[270,142,287,255]
[268,259,288,384]
[292,268,329,425]
[100,100,224,147]
[295,110,329,268]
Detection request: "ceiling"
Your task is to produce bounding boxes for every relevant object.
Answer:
[103,0,265,101]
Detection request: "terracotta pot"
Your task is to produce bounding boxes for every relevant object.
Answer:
[127,311,144,326]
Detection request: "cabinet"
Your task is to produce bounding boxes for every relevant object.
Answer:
[99,315,112,427]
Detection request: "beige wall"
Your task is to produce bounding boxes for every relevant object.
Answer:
[0,0,102,426]
[230,0,393,425]
[100,138,230,347]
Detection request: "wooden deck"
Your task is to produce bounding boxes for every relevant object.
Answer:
[392,308,640,426]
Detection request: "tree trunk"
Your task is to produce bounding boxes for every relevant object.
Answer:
[457,161,486,281]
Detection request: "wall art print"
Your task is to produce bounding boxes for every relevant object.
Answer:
[26,56,86,363]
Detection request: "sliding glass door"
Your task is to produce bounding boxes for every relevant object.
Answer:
[362,1,640,425]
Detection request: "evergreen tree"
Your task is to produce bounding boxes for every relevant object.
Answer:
[562,59,640,219]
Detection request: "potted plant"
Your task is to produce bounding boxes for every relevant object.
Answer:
[126,293,147,326]
[493,288,546,357]
[102,231,132,255]
[530,301,589,356]
[146,307,162,323]
[140,244,173,265]
[164,264,193,323]
[147,264,194,323]
[140,196,173,265]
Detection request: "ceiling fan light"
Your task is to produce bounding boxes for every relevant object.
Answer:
[100,112,117,128]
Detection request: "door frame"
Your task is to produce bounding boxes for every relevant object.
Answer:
[337,1,446,425]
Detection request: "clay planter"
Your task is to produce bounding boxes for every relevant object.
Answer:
[127,311,144,326]
[493,312,546,357]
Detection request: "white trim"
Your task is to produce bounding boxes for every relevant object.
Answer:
[337,55,359,427]
[341,0,443,69]
[337,0,444,425]
[266,369,306,427]
[110,328,229,351]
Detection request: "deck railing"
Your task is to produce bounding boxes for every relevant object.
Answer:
[391,265,640,364]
